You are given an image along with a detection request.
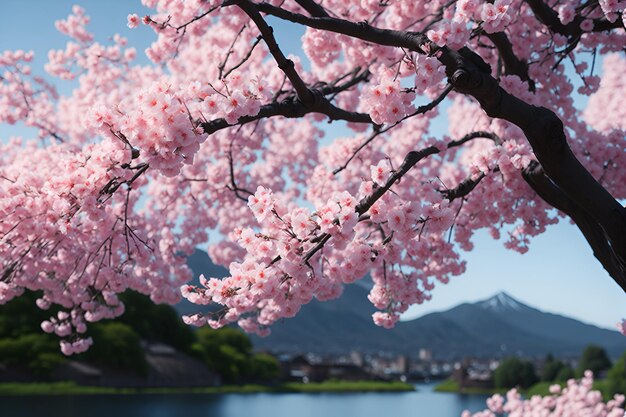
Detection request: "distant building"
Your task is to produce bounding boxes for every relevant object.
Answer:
[281,355,377,382]
[349,351,364,367]
[419,349,432,361]
[452,359,493,390]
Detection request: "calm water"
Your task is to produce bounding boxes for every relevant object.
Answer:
[1,383,490,417]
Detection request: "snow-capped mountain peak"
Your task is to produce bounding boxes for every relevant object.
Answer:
[479,292,525,312]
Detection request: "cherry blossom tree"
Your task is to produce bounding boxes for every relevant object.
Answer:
[0,0,625,356]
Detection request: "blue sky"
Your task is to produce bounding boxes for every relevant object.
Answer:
[1,1,624,330]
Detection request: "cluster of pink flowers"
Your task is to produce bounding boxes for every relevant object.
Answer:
[455,0,481,19]
[41,311,93,354]
[115,81,207,177]
[414,55,447,94]
[558,3,577,25]
[464,372,624,417]
[370,159,392,186]
[141,0,223,64]
[427,20,472,49]
[199,72,272,124]
[54,5,93,44]
[45,4,137,84]
[0,50,36,125]
[598,0,625,23]
[181,186,375,331]
[584,54,626,132]
[59,338,94,356]
[302,28,342,68]
[361,72,415,124]
[0,49,61,140]
[480,0,513,34]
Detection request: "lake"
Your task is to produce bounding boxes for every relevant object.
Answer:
[1,382,490,417]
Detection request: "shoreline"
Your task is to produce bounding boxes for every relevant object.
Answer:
[434,379,612,399]
[0,380,415,395]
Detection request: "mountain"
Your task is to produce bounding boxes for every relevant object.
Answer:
[399,292,626,359]
[181,250,626,359]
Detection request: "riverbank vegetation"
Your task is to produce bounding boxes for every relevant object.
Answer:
[0,290,279,383]
[0,380,415,395]
[435,346,626,400]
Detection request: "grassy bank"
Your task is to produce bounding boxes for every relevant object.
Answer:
[0,380,414,395]
[281,380,415,393]
[434,379,552,396]
[434,379,611,399]
[433,379,507,395]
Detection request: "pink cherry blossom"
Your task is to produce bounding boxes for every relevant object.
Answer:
[558,4,577,25]
[466,372,624,417]
[127,13,140,29]
[0,0,624,360]
[480,0,513,33]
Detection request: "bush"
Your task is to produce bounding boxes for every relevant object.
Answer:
[192,327,279,383]
[0,291,59,338]
[577,345,611,376]
[0,333,65,377]
[81,322,148,375]
[118,291,196,353]
[494,357,538,389]
[555,366,575,382]
[249,353,280,382]
[542,355,567,382]
[604,350,626,398]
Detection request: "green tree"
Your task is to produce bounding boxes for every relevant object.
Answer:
[0,333,65,377]
[82,322,148,375]
[0,291,59,338]
[192,327,279,383]
[542,354,569,382]
[248,353,281,382]
[577,345,612,376]
[118,291,196,353]
[605,351,626,398]
[555,366,575,382]
[494,357,538,389]
[192,327,252,383]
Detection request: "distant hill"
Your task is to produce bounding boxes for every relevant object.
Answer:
[181,250,626,359]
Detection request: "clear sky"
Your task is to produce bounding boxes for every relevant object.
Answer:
[1,0,624,330]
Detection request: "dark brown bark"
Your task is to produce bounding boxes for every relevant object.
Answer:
[485,32,535,91]
[202,96,372,134]
[523,162,626,289]
[440,47,626,292]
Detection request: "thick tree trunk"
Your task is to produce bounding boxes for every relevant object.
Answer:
[439,47,626,292]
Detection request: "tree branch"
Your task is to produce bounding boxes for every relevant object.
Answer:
[441,172,486,202]
[522,161,626,291]
[439,46,626,292]
[294,0,329,17]
[201,95,372,135]
[486,32,536,92]
[333,84,453,174]
[251,1,430,52]
[524,0,623,38]
[233,0,316,106]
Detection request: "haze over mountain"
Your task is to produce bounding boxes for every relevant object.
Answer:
[181,250,626,359]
